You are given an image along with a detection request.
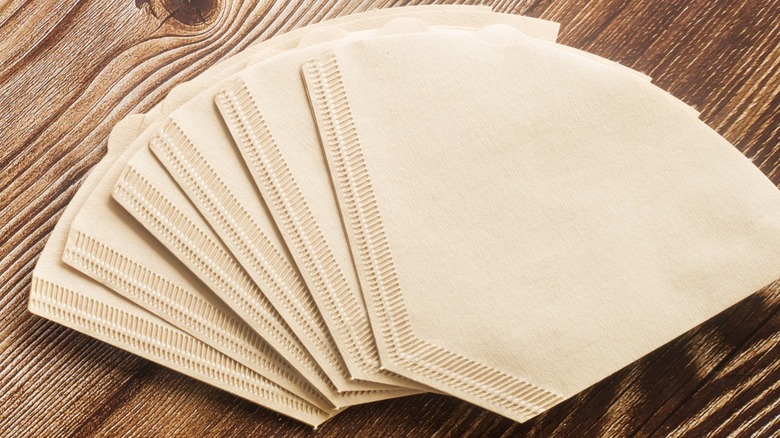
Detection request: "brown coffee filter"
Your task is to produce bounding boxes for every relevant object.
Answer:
[303,27,780,423]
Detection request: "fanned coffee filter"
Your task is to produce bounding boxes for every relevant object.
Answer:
[29,116,335,427]
[303,27,780,423]
[131,16,557,391]
[213,18,707,390]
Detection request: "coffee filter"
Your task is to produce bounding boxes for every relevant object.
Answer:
[303,28,780,422]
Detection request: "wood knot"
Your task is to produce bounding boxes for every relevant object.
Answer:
[136,0,220,28]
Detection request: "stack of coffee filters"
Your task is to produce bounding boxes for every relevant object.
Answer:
[30,5,780,427]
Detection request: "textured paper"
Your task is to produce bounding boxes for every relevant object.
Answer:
[212,17,705,388]
[303,27,780,423]
[29,115,335,427]
[131,18,556,391]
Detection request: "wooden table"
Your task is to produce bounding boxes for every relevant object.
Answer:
[1,1,778,436]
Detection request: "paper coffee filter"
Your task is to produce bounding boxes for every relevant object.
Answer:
[25,1,743,427]
[303,28,780,423]
[28,115,335,427]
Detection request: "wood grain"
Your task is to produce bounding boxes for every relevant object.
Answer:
[1,0,778,436]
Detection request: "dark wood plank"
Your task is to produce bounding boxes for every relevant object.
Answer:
[1,0,778,436]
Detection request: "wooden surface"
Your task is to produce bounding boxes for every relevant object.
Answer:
[1,0,778,436]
